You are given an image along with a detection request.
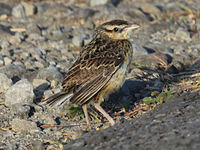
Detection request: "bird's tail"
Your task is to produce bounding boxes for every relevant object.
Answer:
[39,91,73,108]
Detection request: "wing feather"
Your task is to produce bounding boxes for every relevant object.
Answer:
[60,40,127,106]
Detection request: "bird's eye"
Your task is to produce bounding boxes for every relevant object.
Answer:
[113,27,119,32]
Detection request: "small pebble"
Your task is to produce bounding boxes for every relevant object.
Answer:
[5,79,35,107]
[0,73,12,93]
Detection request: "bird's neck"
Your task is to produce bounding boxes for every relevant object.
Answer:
[93,32,110,40]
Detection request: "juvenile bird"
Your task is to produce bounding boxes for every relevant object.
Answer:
[40,20,139,129]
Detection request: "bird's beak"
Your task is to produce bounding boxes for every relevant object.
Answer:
[123,23,140,31]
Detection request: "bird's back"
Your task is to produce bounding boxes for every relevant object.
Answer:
[61,37,132,105]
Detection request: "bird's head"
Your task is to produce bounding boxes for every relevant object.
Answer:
[95,20,140,40]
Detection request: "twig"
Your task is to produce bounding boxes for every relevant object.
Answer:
[0,102,5,105]
[10,28,27,32]
[40,124,82,128]
[0,126,11,130]
[125,106,149,116]
[40,121,101,128]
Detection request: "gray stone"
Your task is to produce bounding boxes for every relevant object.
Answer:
[34,61,45,68]
[27,23,41,35]
[9,35,21,45]
[43,116,57,125]
[72,138,86,147]
[126,8,148,21]
[5,79,35,107]
[33,79,49,98]
[0,40,10,49]
[32,79,49,88]
[12,2,36,18]
[137,3,161,15]
[36,3,50,14]
[3,57,12,65]
[31,140,44,150]
[131,43,148,58]
[11,103,32,119]
[90,0,108,7]
[175,27,191,42]
[21,2,36,16]
[0,3,12,16]
[0,24,13,40]
[12,4,26,18]
[11,118,39,132]
[9,32,25,45]
[37,66,63,82]
[0,57,4,67]
[27,33,44,42]
[72,35,85,47]
[50,30,67,41]
[0,73,12,93]
[0,64,26,79]
[166,2,183,11]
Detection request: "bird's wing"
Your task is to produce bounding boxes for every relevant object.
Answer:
[62,41,125,105]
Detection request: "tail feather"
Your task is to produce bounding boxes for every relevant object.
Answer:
[39,91,73,107]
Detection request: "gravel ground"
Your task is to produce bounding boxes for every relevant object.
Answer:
[0,0,200,149]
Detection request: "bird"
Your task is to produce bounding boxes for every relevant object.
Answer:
[39,20,140,130]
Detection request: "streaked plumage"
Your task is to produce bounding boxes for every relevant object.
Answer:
[39,20,139,129]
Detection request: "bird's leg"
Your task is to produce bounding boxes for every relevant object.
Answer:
[94,103,115,126]
[82,104,91,130]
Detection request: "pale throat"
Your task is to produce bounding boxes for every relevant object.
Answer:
[107,32,130,40]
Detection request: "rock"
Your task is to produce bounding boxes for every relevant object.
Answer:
[27,23,41,35]
[0,40,10,49]
[72,138,86,147]
[131,43,148,58]
[27,47,46,60]
[174,48,187,55]
[32,79,49,88]
[0,64,26,79]
[126,8,148,21]
[4,57,12,65]
[0,24,13,40]
[33,79,49,98]
[0,73,12,93]
[134,52,169,71]
[27,33,39,41]
[11,103,33,119]
[12,2,36,18]
[37,66,63,82]
[64,138,86,149]
[9,32,25,45]
[21,2,36,16]
[5,79,35,107]
[34,60,45,68]
[90,0,108,6]
[36,3,50,14]
[9,36,21,45]
[0,3,12,16]
[43,116,57,125]
[137,3,161,15]
[175,27,191,42]
[166,2,183,11]
[11,118,39,132]
[31,140,44,150]
[12,4,26,18]
[49,30,67,41]
[72,35,85,47]
[0,14,8,20]
[50,80,59,88]
[0,57,4,67]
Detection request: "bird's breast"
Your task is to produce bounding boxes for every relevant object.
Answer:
[101,54,131,100]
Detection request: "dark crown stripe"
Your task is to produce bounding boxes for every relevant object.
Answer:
[102,20,129,26]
